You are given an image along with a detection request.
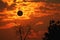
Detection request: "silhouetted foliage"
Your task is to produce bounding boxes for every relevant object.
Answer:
[43,20,60,40]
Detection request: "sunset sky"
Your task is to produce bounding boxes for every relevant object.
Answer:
[0,0,60,40]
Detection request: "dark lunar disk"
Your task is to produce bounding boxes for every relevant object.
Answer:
[17,10,23,16]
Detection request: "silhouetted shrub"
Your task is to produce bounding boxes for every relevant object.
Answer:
[43,20,60,40]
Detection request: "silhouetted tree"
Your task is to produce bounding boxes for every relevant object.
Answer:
[43,20,60,40]
[14,25,31,40]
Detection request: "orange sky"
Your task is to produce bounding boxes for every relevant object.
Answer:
[0,0,60,40]
[0,0,60,29]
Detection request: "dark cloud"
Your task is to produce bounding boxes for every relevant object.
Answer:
[38,3,60,13]
[23,0,60,3]
[40,6,60,11]
[0,20,10,26]
[0,0,8,12]
[0,22,8,26]
[31,0,46,2]
[0,14,6,16]
[7,4,16,10]
[0,14,6,21]
[13,0,16,2]
[46,0,60,3]
[23,0,46,2]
